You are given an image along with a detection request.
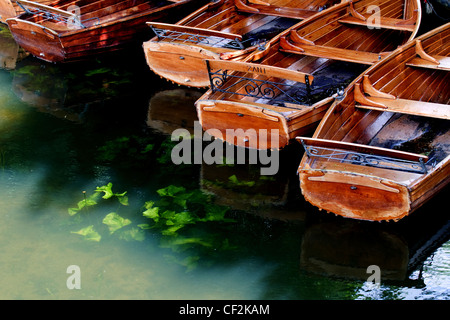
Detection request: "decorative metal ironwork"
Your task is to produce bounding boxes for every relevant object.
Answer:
[150,26,250,50]
[301,142,428,174]
[16,2,85,28]
[206,63,312,106]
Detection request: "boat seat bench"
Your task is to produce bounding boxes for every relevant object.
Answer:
[356,97,450,120]
[234,0,319,20]
[354,75,450,120]
[406,56,450,71]
[337,15,416,32]
[279,36,381,65]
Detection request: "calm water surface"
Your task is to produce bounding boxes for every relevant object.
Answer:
[0,24,449,300]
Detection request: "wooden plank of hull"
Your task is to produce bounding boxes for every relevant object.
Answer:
[6,0,202,63]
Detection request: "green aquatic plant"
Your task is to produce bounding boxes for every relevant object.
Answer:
[68,183,139,241]
[68,191,100,216]
[228,174,256,187]
[140,185,233,237]
[67,182,237,270]
[102,212,131,234]
[71,225,101,242]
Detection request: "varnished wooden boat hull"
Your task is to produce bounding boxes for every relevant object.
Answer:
[143,0,340,88]
[6,0,204,63]
[0,0,52,23]
[298,22,450,222]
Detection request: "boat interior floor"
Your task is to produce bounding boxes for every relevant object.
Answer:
[364,113,450,166]
[247,60,367,108]
[239,17,298,48]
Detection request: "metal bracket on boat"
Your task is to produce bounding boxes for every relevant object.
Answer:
[300,140,428,174]
[149,26,246,50]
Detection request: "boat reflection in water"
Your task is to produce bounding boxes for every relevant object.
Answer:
[300,189,450,286]
[8,51,150,122]
[147,88,203,136]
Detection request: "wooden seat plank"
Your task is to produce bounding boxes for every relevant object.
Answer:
[338,15,416,32]
[356,96,450,120]
[280,38,381,65]
[406,56,450,71]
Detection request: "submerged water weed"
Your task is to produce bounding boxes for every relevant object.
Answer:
[68,183,136,242]
[67,182,237,270]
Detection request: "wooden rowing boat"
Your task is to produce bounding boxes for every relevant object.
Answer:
[195,0,421,150]
[0,0,53,23]
[297,22,450,222]
[143,0,341,88]
[6,0,204,63]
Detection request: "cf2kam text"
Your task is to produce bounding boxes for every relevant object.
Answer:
[179,304,270,317]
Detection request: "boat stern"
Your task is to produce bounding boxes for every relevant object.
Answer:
[143,40,220,88]
[196,99,291,150]
[6,18,65,62]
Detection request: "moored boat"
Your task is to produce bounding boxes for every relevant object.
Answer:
[6,0,205,63]
[195,0,421,150]
[143,0,341,88]
[297,22,450,222]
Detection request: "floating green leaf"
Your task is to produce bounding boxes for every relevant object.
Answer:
[68,192,100,216]
[118,228,145,241]
[202,204,231,222]
[95,182,115,199]
[102,212,131,234]
[143,201,160,222]
[71,225,101,242]
[157,185,186,197]
[95,183,128,205]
